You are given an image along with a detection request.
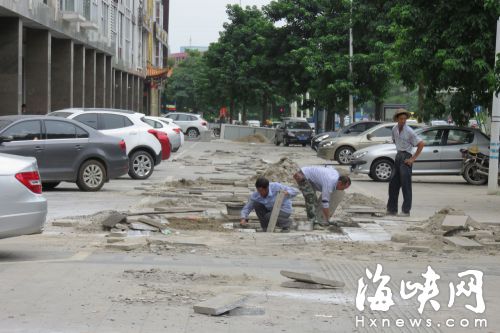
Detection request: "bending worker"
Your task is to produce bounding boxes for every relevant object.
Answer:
[240,177,298,232]
[294,166,351,228]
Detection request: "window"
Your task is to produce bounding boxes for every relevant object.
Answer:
[45,120,78,139]
[189,116,198,121]
[176,114,191,121]
[2,121,42,141]
[419,129,444,146]
[166,114,178,120]
[100,114,130,130]
[49,111,72,118]
[74,113,98,129]
[287,121,310,130]
[101,3,109,37]
[76,126,89,138]
[371,126,393,137]
[446,129,474,145]
[0,120,13,131]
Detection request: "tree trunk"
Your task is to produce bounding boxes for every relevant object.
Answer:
[418,80,425,122]
[229,98,235,124]
[374,98,383,121]
[242,103,247,123]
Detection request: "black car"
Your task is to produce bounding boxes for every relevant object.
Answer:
[0,116,128,191]
[311,121,382,151]
[274,118,313,147]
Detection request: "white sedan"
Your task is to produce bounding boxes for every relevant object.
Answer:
[0,153,47,239]
[143,116,184,152]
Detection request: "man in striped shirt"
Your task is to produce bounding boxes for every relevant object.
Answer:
[293,166,351,228]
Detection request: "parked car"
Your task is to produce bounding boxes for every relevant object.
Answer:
[49,109,170,180]
[164,112,209,138]
[274,118,313,147]
[0,115,129,191]
[0,153,47,238]
[317,122,423,165]
[142,116,184,152]
[311,121,382,151]
[350,126,491,182]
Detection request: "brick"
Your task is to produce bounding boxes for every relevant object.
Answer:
[443,236,483,249]
[280,270,345,288]
[193,294,247,316]
[101,212,127,228]
[441,215,470,231]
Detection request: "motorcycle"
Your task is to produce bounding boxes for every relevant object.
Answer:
[460,148,498,185]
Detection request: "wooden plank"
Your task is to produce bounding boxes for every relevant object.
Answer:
[266,191,286,233]
[193,294,248,316]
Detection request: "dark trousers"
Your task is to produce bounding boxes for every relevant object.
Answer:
[387,151,413,214]
[254,202,291,231]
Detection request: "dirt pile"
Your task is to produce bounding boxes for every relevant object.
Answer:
[234,134,270,144]
[163,177,211,188]
[250,157,299,183]
[340,193,385,209]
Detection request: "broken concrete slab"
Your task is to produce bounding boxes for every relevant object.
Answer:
[441,215,470,231]
[228,307,265,316]
[109,230,128,237]
[107,237,125,244]
[52,220,78,227]
[137,217,169,230]
[193,294,248,316]
[444,236,483,249]
[344,207,385,215]
[106,243,143,251]
[401,246,431,253]
[280,270,345,288]
[101,212,127,228]
[129,222,159,232]
[151,207,206,214]
[281,281,336,290]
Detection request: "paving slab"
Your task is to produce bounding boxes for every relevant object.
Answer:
[129,222,159,232]
[441,215,470,231]
[401,245,431,253]
[444,236,484,249]
[193,294,248,316]
[267,191,286,232]
[52,220,78,227]
[137,217,169,230]
[101,212,127,228]
[280,281,336,289]
[280,270,345,288]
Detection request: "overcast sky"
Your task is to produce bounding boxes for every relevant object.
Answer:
[168,0,272,54]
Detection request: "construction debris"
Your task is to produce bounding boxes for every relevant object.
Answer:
[280,281,336,289]
[444,236,484,249]
[193,294,248,316]
[280,270,345,288]
[441,215,470,231]
[101,212,127,228]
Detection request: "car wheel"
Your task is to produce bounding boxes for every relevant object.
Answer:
[370,159,394,182]
[77,160,106,191]
[462,163,488,185]
[187,128,200,138]
[283,137,290,146]
[42,182,60,191]
[335,146,354,165]
[302,143,307,147]
[128,150,154,180]
[274,136,280,146]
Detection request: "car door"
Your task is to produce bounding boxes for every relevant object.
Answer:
[440,128,475,173]
[358,125,393,149]
[0,120,45,167]
[42,119,89,180]
[174,114,191,132]
[412,128,445,173]
[97,113,136,154]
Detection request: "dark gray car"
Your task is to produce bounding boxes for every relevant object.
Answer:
[0,116,129,191]
[274,118,313,146]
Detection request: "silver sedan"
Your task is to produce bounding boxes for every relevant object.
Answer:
[350,126,491,182]
[0,153,47,239]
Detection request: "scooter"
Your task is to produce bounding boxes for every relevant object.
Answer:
[460,148,498,185]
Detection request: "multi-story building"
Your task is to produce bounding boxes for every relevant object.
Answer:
[0,0,169,116]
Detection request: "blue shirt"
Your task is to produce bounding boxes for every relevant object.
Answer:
[301,166,339,208]
[240,182,299,219]
[392,125,422,153]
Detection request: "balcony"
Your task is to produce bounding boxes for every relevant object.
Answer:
[59,0,85,22]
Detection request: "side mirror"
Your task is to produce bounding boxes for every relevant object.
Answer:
[366,133,373,140]
[0,135,13,144]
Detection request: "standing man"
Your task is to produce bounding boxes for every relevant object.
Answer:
[387,109,425,217]
[240,177,298,232]
[293,166,351,228]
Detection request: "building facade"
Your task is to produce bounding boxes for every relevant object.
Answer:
[0,0,168,116]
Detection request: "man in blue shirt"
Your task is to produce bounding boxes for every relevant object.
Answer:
[387,109,424,216]
[240,177,298,232]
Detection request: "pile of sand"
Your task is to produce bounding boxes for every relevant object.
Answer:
[163,177,210,188]
[341,193,385,209]
[250,157,299,183]
[234,134,270,144]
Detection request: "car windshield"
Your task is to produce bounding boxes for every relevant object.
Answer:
[287,121,310,129]
[0,120,13,131]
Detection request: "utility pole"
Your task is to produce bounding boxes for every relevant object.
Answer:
[348,0,354,124]
[488,17,500,194]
